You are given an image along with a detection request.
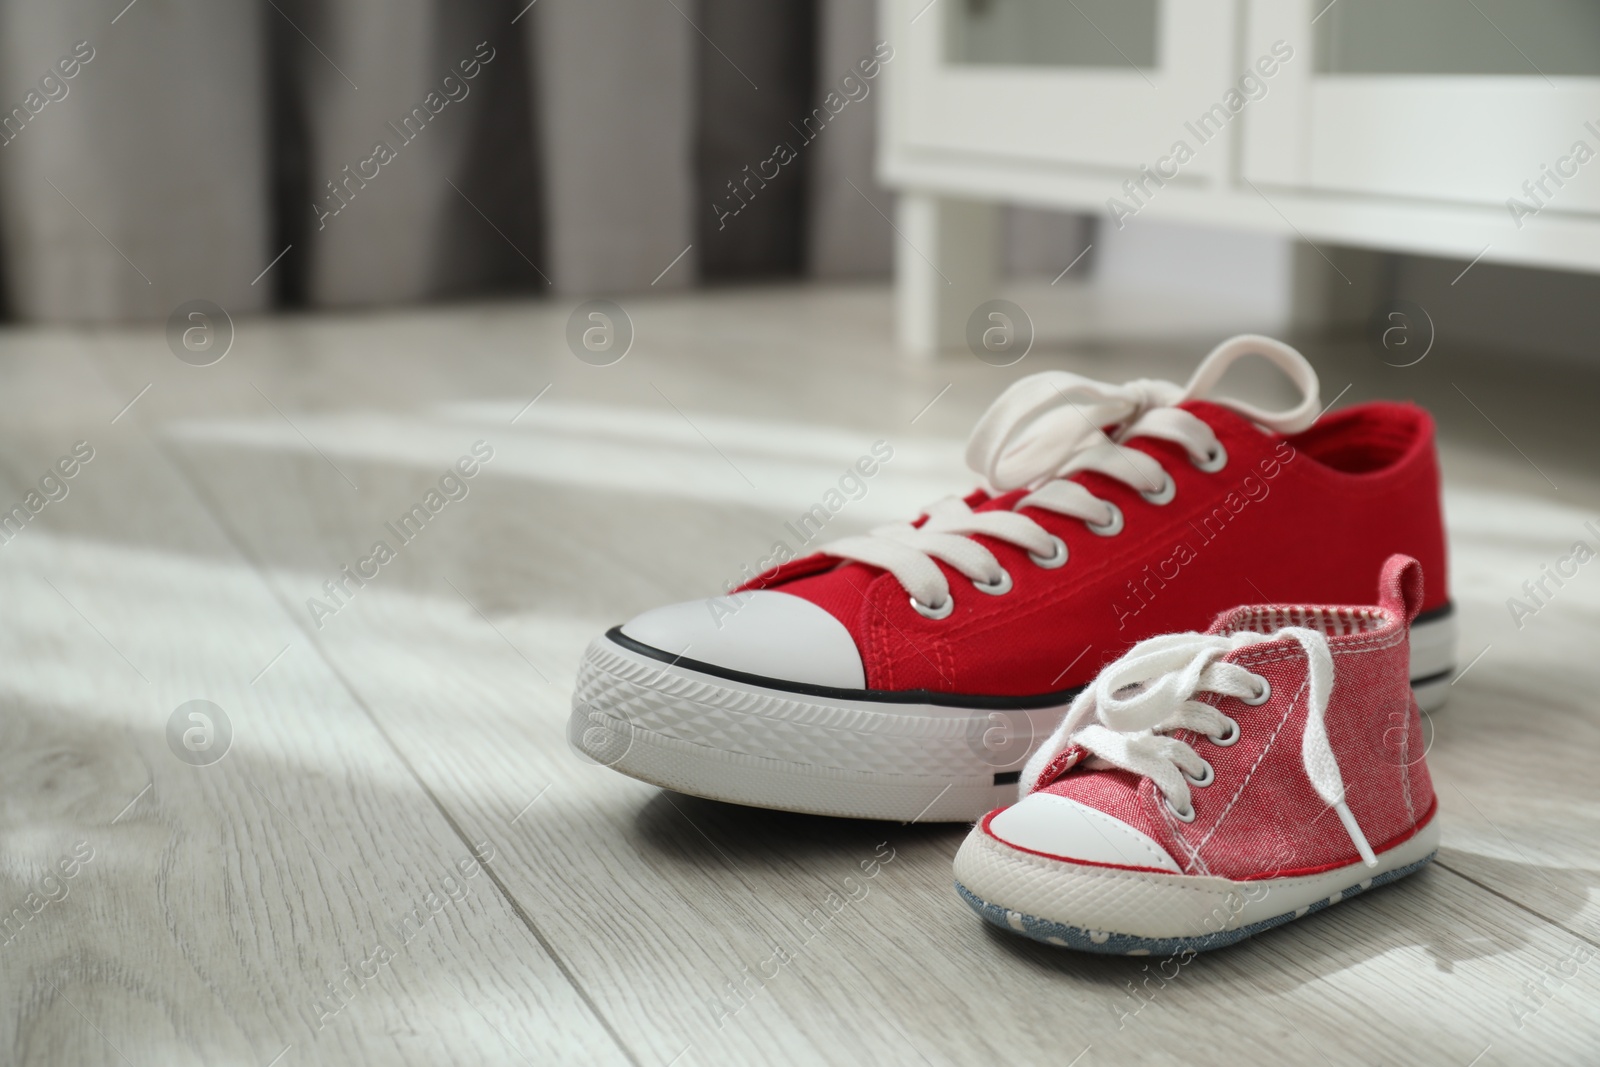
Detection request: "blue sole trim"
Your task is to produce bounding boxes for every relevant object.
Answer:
[956,851,1437,955]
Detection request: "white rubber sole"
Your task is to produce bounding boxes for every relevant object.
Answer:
[1409,608,1457,712]
[570,607,1456,823]
[568,633,1068,821]
[953,810,1439,953]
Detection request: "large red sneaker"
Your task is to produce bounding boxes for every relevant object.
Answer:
[952,555,1440,954]
[569,336,1454,821]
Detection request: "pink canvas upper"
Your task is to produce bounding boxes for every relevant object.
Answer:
[990,554,1437,881]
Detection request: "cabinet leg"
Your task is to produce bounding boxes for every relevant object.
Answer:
[895,193,1000,359]
[1288,242,1391,337]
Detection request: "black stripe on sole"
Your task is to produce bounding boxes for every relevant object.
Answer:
[606,597,1456,712]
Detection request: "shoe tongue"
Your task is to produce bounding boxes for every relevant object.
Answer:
[1177,397,1283,440]
[967,335,1319,492]
[967,487,1027,515]
[1042,766,1141,798]
[777,400,1284,614]
[967,399,1272,514]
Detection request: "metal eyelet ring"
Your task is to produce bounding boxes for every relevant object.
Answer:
[1028,536,1068,569]
[1241,676,1272,705]
[1184,760,1215,788]
[1192,442,1228,473]
[1086,502,1124,537]
[1164,794,1197,823]
[1208,716,1241,747]
[910,593,954,620]
[972,570,1013,596]
[1140,473,1176,506]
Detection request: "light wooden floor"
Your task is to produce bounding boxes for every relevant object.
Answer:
[2,282,1598,1065]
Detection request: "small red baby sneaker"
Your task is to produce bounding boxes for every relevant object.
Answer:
[952,554,1439,954]
[570,335,1454,821]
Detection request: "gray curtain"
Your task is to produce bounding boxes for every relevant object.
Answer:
[808,0,894,278]
[0,0,908,322]
[276,0,542,305]
[0,0,274,320]
[535,0,697,293]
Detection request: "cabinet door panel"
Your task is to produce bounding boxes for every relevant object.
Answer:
[1246,0,1600,217]
[893,0,1236,178]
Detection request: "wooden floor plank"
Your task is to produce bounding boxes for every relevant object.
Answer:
[0,337,624,1066]
[64,285,1600,1065]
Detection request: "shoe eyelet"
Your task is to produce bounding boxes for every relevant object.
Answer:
[1241,676,1271,705]
[1208,715,1241,747]
[972,570,1013,596]
[1183,760,1214,788]
[1086,502,1124,537]
[910,593,954,620]
[1192,442,1228,473]
[1139,474,1176,506]
[1028,536,1068,569]
[1163,794,1197,823]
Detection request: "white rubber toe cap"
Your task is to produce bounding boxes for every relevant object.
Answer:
[619,590,866,690]
[988,793,1183,873]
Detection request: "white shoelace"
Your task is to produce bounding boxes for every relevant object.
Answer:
[1019,627,1378,868]
[815,335,1321,614]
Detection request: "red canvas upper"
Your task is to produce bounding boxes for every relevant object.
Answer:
[996,554,1438,880]
[738,398,1448,697]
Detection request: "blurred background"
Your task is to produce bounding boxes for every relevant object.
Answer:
[1,0,1599,367]
[0,0,919,318]
[4,3,1600,1065]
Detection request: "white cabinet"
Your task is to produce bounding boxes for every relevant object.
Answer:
[880,0,1600,354]
[900,0,1232,176]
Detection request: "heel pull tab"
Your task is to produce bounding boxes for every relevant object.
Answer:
[1378,554,1425,625]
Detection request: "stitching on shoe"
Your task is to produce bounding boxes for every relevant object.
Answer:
[1231,627,1404,668]
[1192,674,1308,860]
[873,605,892,689]
[1169,806,1211,876]
[981,830,1233,902]
[1146,778,1211,876]
[937,635,955,694]
[1398,710,1417,825]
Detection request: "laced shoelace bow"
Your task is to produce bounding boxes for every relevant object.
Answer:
[1019,627,1378,868]
[815,335,1321,613]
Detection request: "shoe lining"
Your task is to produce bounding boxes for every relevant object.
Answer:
[1223,606,1390,638]
[1287,406,1421,475]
